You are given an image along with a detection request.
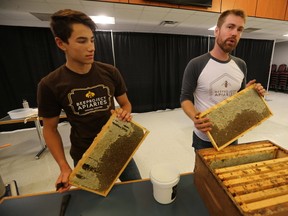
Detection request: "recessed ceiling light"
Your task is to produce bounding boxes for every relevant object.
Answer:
[90,16,115,24]
[283,34,288,37]
[208,25,216,30]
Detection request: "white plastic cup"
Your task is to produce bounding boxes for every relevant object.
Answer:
[150,163,180,204]
[22,99,29,108]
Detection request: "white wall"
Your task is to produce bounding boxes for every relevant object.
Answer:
[273,41,288,66]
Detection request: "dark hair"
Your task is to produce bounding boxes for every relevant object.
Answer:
[217,9,246,28]
[50,9,96,43]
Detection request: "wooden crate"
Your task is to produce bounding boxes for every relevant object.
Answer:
[69,113,149,196]
[194,140,288,216]
[199,84,273,151]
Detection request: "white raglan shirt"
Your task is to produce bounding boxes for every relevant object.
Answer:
[180,53,246,141]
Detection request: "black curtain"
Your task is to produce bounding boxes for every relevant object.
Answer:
[0,25,273,121]
[234,39,274,88]
[94,31,114,64]
[113,32,208,112]
[0,26,65,116]
[0,27,113,120]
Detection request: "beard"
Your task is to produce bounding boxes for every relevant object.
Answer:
[216,37,238,53]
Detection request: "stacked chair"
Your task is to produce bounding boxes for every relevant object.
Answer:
[278,64,288,92]
[268,64,278,90]
[269,64,288,92]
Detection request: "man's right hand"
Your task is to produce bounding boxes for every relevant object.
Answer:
[193,114,212,132]
[56,167,72,193]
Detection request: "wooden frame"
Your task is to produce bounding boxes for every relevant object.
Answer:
[199,84,273,151]
[69,113,149,196]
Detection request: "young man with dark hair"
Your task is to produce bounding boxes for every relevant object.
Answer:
[180,9,266,150]
[37,9,141,192]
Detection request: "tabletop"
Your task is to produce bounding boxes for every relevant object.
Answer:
[0,173,209,216]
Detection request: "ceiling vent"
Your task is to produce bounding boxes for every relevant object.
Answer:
[30,12,52,21]
[244,28,261,33]
[159,20,179,27]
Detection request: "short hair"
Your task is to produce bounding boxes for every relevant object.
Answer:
[50,9,97,43]
[217,9,246,28]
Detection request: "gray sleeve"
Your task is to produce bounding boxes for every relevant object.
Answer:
[180,53,210,103]
[231,56,247,90]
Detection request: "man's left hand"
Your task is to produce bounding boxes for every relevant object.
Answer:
[246,79,266,97]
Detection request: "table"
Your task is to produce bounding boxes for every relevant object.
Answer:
[0,173,209,216]
[0,111,66,159]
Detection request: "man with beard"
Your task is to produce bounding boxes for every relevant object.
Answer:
[180,9,266,150]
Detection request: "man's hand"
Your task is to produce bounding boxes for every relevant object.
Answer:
[193,113,212,133]
[56,167,72,193]
[112,108,132,122]
[246,79,266,97]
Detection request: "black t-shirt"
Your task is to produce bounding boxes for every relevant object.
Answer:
[37,61,127,161]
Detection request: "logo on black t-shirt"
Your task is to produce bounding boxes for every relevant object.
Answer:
[68,84,111,115]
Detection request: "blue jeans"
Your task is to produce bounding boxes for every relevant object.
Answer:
[73,158,141,181]
[192,132,238,150]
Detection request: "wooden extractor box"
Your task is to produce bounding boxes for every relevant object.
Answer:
[194,140,288,216]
